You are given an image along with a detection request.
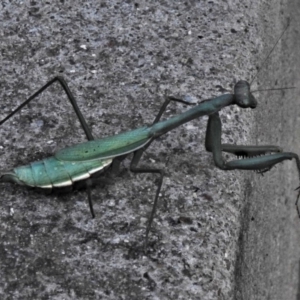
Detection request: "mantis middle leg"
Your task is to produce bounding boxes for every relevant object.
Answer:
[128,96,194,249]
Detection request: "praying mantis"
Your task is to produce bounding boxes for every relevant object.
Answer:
[0,22,298,249]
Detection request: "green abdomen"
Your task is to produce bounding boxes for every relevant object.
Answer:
[13,156,112,188]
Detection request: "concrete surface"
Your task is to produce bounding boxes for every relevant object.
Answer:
[235,1,300,299]
[0,0,299,299]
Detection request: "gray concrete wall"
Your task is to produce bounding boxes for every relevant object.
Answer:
[0,1,299,299]
[235,1,300,299]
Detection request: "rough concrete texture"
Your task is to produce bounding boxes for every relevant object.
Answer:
[235,1,300,300]
[0,0,299,299]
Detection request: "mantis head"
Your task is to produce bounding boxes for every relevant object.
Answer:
[234,80,257,109]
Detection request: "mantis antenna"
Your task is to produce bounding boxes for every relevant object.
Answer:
[250,18,292,86]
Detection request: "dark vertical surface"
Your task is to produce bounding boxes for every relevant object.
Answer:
[235,1,300,299]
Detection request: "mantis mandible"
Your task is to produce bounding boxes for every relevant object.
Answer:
[0,22,298,249]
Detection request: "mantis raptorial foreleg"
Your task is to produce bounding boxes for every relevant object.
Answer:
[205,112,300,172]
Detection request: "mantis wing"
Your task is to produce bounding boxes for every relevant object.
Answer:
[55,126,152,162]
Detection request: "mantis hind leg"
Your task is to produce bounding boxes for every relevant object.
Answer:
[0,76,94,141]
[1,77,99,216]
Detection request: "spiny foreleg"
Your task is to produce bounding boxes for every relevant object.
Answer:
[205,112,300,214]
